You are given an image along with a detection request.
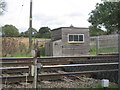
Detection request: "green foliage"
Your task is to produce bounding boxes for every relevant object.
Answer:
[36,27,51,38]
[2,24,19,37]
[39,27,50,33]
[89,25,106,36]
[89,47,97,55]
[88,2,120,34]
[20,27,51,39]
[20,28,37,37]
[40,47,45,56]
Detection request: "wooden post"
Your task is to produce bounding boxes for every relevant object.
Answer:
[29,0,33,52]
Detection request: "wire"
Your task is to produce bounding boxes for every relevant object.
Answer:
[16,0,25,27]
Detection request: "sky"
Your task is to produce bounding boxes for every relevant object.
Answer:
[0,0,102,32]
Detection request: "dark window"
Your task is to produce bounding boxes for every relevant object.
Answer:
[74,35,78,41]
[79,35,83,41]
[69,35,73,41]
[68,34,84,42]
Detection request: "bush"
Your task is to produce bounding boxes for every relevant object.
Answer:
[39,47,45,56]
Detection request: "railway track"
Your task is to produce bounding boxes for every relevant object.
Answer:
[1,69,118,83]
[1,62,119,83]
[1,54,118,66]
[0,54,119,83]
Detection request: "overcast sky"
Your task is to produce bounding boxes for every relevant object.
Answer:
[0,0,102,32]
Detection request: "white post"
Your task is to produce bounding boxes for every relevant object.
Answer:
[31,49,38,88]
[33,58,37,88]
[101,79,109,88]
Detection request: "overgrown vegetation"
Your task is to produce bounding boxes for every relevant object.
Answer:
[2,37,29,57]
[1,37,48,57]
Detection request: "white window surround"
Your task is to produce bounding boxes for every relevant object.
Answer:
[68,34,85,43]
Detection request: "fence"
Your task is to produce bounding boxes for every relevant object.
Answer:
[90,34,118,54]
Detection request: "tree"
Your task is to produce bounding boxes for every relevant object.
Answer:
[2,24,19,37]
[36,27,51,38]
[0,0,6,15]
[20,28,37,37]
[89,25,106,36]
[88,2,120,34]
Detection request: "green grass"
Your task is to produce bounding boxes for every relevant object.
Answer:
[89,47,118,55]
[98,47,118,53]
[89,47,97,55]
[12,52,32,57]
[11,47,45,57]
[89,82,118,88]
[76,82,118,89]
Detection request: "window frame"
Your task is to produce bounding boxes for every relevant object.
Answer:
[68,34,85,43]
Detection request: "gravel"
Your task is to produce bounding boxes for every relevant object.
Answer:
[2,75,101,88]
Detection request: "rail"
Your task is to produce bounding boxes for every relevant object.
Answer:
[1,54,119,83]
[1,54,119,66]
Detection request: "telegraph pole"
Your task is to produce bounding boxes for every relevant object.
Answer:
[29,0,32,52]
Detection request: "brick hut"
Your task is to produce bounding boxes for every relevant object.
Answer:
[45,26,90,56]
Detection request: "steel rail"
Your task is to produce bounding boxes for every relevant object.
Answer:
[1,54,118,60]
[1,69,118,80]
[1,62,118,70]
[1,69,118,78]
[0,66,29,70]
[38,69,118,77]
[40,62,118,68]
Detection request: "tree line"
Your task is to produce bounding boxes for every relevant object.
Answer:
[1,24,51,38]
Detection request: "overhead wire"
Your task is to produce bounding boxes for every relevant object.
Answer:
[17,0,25,26]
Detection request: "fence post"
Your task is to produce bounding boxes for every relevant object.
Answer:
[118,33,120,87]
[96,36,100,54]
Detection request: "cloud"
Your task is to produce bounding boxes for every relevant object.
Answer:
[67,12,83,17]
[0,0,102,32]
